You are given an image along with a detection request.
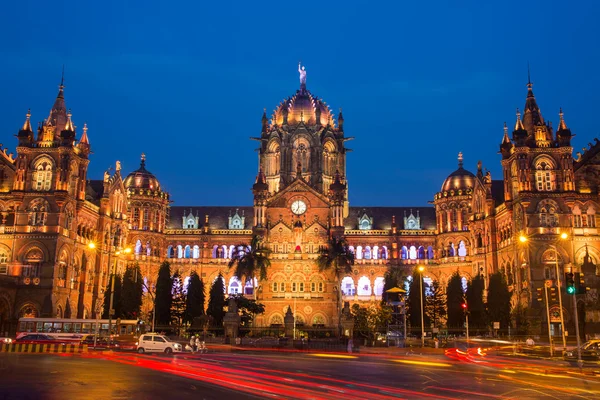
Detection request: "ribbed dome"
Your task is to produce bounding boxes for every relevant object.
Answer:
[440,152,475,192]
[441,167,475,192]
[124,155,161,191]
[272,87,333,126]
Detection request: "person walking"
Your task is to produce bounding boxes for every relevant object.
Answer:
[190,335,197,352]
[195,335,201,353]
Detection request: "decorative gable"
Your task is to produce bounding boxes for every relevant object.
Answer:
[228,209,245,230]
[404,209,420,230]
[182,210,199,229]
[358,212,373,230]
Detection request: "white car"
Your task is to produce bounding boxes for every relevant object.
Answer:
[136,334,182,354]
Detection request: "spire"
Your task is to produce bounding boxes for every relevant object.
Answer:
[47,69,68,132]
[558,107,568,131]
[64,109,75,132]
[522,70,545,134]
[457,152,463,168]
[21,109,32,132]
[514,108,525,131]
[253,167,268,192]
[338,108,344,131]
[502,122,510,144]
[80,123,89,144]
[261,108,268,133]
[140,152,146,168]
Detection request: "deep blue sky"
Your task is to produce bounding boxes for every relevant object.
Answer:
[1,1,599,207]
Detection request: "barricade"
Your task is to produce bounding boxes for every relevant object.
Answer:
[0,343,88,353]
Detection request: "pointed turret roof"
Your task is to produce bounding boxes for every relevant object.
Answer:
[80,123,90,145]
[64,109,75,132]
[502,122,510,144]
[252,167,268,191]
[522,79,545,135]
[46,72,68,132]
[21,109,32,132]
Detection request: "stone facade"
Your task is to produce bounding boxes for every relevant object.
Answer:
[1,73,599,337]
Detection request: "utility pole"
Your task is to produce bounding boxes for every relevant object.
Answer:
[544,283,553,357]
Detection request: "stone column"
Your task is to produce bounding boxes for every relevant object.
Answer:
[284,306,295,338]
[222,298,241,343]
[340,301,354,338]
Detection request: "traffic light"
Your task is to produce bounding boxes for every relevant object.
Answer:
[536,287,543,302]
[461,303,468,311]
[549,287,557,302]
[565,272,575,295]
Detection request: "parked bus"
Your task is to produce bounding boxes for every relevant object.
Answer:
[16,318,145,341]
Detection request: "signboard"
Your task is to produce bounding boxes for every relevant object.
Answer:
[493,322,500,330]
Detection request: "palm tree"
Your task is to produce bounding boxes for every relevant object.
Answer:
[316,236,355,320]
[228,235,271,293]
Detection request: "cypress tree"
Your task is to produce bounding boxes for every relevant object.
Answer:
[184,271,205,324]
[154,261,172,326]
[171,271,187,328]
[466,274,486,330]
[446,271,465,330]
[407,268,429,333]
[487,272,512,332]
[425,280,446,329]
[207,273,226,326]
[121,264,143,319]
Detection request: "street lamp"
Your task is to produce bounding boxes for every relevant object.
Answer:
[462,302,469,344]
[417,265,425,347]
[549,232,569,351]
[519,234,557,356]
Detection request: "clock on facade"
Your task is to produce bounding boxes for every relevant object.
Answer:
[291,200,307,215]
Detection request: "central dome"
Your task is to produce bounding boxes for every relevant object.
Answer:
[271,87,334,127]
[124,154,161,191]
[440,153,475,192]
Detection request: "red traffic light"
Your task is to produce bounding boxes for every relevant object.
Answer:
[461,303,467,309]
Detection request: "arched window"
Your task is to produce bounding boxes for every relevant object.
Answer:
[372,246,379,260]
[341,277,355,296]
[146,241,151,256]
[409,246,417,260]
[401,246,408,260]
[357,276,371,296]
[448,243,455,257]
[364,246,372,260]
[461,277,468,293]
[29,199,48,226]
[0,248,9,274]
[228,277,241,294]
[417,246,425,259]
[535,160,554,191]
[539,200,559,228]
[134,240,142,255]
[177,245,183,259]
[458,240,467,257]
[374,277,385,296]
[586,207,597,228]
[33,158,53,191]
[427,246,434,259]
[381,246,388,260]
[192,245,200,259]
[167,245,174,258]
[356,246,363,260]
[184,245,191,259]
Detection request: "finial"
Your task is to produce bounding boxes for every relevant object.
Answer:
[502,121,510,144]
[558,107,568,131]
[79,123,90,145]
[141,153,146,167]
[64,109,74,131]
[21,109,33,132]
[458,151,463,168]
[60,64,65,88]
[527,62,531,85]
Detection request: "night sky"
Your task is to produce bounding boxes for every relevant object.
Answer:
[1,1,599,207]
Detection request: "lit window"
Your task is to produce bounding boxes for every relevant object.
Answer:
[34,161,53,191]
[272,282,278,292]
[535,162,554,192]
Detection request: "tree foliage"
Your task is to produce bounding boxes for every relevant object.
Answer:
[466,274,486,330]
[207,274,226,326]
[487,272,512,331]
[154,261,172,326]
[102,273,122,319]
[381,265,405,305]
[317,236,355,318]
[121,264,143,319]
[229,235,271,282]
[230,294,266,326]
[512,302,530,336]
[171,271,187,327]
[446,271,465,329]
[351,303,392,341]
[184,271,205,324]
[407,268,429,332]
[426,280,446,328]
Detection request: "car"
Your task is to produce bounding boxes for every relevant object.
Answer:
[80,334,117,349]
[136,334,182,354]
[564,340,600,361]
[0,337,13,344]
[15,334,65,345]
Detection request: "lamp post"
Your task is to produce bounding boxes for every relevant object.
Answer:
[519,234,554,356]
[417,265,425,347]
[550,231,568,351]
[462,302,469,345]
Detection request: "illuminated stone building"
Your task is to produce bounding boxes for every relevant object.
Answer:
[1,71,599,337]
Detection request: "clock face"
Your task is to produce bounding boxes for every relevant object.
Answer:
[291,200,307,215]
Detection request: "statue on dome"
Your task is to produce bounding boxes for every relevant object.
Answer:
[298,62,307,86]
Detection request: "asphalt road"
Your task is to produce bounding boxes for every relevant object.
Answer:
[1,349,600,399]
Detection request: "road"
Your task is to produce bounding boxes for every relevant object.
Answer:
[1,348,599,399]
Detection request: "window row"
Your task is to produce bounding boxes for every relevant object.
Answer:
[272,281,324,293]
[348,245,388,260]
[341,276,385,296]
[399,245,435,260]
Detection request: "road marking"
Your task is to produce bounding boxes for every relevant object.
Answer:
[392,359,451,368]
